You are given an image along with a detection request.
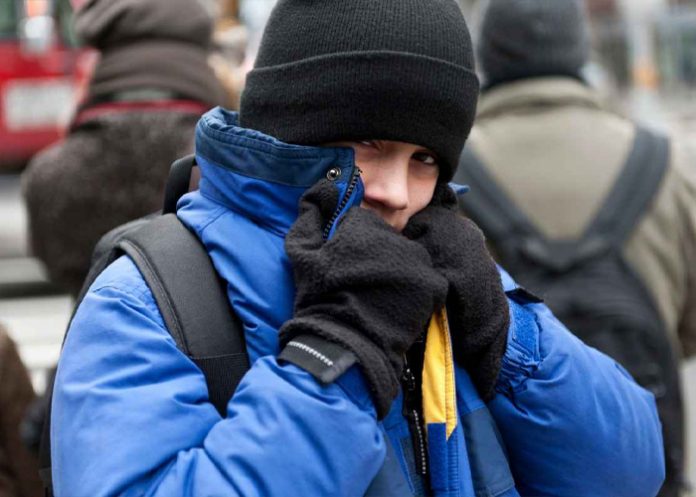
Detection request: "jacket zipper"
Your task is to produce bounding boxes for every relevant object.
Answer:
[402,358,429,478]
[323,166,362,240]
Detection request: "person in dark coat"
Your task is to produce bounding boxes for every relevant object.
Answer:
[0,325,42,497]
[22,0,225,297]
[460,2,696,494]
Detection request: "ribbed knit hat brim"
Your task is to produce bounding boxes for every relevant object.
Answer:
[241,51,478,181]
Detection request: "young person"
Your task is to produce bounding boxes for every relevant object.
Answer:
[51,1,665,496]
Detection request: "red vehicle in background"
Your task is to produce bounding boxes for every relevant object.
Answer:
[0,0,92,170]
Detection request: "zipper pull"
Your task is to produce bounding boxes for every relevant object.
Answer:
[401,355,417,394]
[403,367,416,394]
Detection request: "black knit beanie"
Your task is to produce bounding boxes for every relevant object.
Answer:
[478,0,591,90]
[239,0,480,182]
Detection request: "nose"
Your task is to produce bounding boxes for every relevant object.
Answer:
[361,159,409,214]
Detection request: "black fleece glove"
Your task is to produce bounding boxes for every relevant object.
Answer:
[403,184,510,401]
[279,180,448,418]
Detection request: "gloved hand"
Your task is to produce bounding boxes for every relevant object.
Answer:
[279,180,448,418]
[403,184,509,401]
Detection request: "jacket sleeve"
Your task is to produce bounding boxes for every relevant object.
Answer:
[489,295,665,497]
[51,256,385,497]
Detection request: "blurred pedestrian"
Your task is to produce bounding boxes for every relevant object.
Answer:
[239,0,277,61]
[48,1,664,496]
[457,1,696,495]
[0,324,41,497]
[22,0,225,297]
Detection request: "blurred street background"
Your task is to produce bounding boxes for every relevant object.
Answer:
[1,0,695,488]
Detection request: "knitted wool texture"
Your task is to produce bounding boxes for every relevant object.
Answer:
[240,0,480,182]
[22,111,200,296]
[404,184,510,401]
[478,0,591,89]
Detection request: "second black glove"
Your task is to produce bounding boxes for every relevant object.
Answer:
[403,184,510,402]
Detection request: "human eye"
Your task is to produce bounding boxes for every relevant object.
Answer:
[412,151,438,166]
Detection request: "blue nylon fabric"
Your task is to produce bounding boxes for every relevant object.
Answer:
[451,283,516,497]
[489,299,665,497]
[455,368,517,497]
[427,423,450,492]
[51,108,665,497]
[497,489,523,497]
[382,394,427,496]
[460,409,517,497]
[427,423,478,497]
[364,433,414,497]
[52,259,385,497]
[197,107,355,189]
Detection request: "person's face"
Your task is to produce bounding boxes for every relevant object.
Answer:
[329,140,440,232]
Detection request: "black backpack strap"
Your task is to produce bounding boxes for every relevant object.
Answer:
[119,214,250,416]
[456,128,670,272]
[581,126,670,250]
[454,147,542,255]
[40,159,244,497]
[163,155,197,215]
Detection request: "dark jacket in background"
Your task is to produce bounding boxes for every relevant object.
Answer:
[465,77,696,359]
[74,0,225,107]
[0,325,41,497]
[23,111,201,295]
[21,0,225,296]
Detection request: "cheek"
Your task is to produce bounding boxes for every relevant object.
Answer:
[354,154,381,184]
[407,176,438,215]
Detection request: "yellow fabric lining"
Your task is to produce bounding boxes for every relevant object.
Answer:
[422,308,458,439]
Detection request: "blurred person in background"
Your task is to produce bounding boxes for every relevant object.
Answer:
[239,0,277,67]
[457,0,696,495]
[47,0,665,496]
[209,0,250,110]
[0,324,41,497]
[22,0,225,298]
[210,0,278,106]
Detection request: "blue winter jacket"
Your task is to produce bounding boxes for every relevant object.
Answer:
[52,107,665,497]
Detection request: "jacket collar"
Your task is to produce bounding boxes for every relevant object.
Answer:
[194,107,356,235]
[477,77,603,119]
